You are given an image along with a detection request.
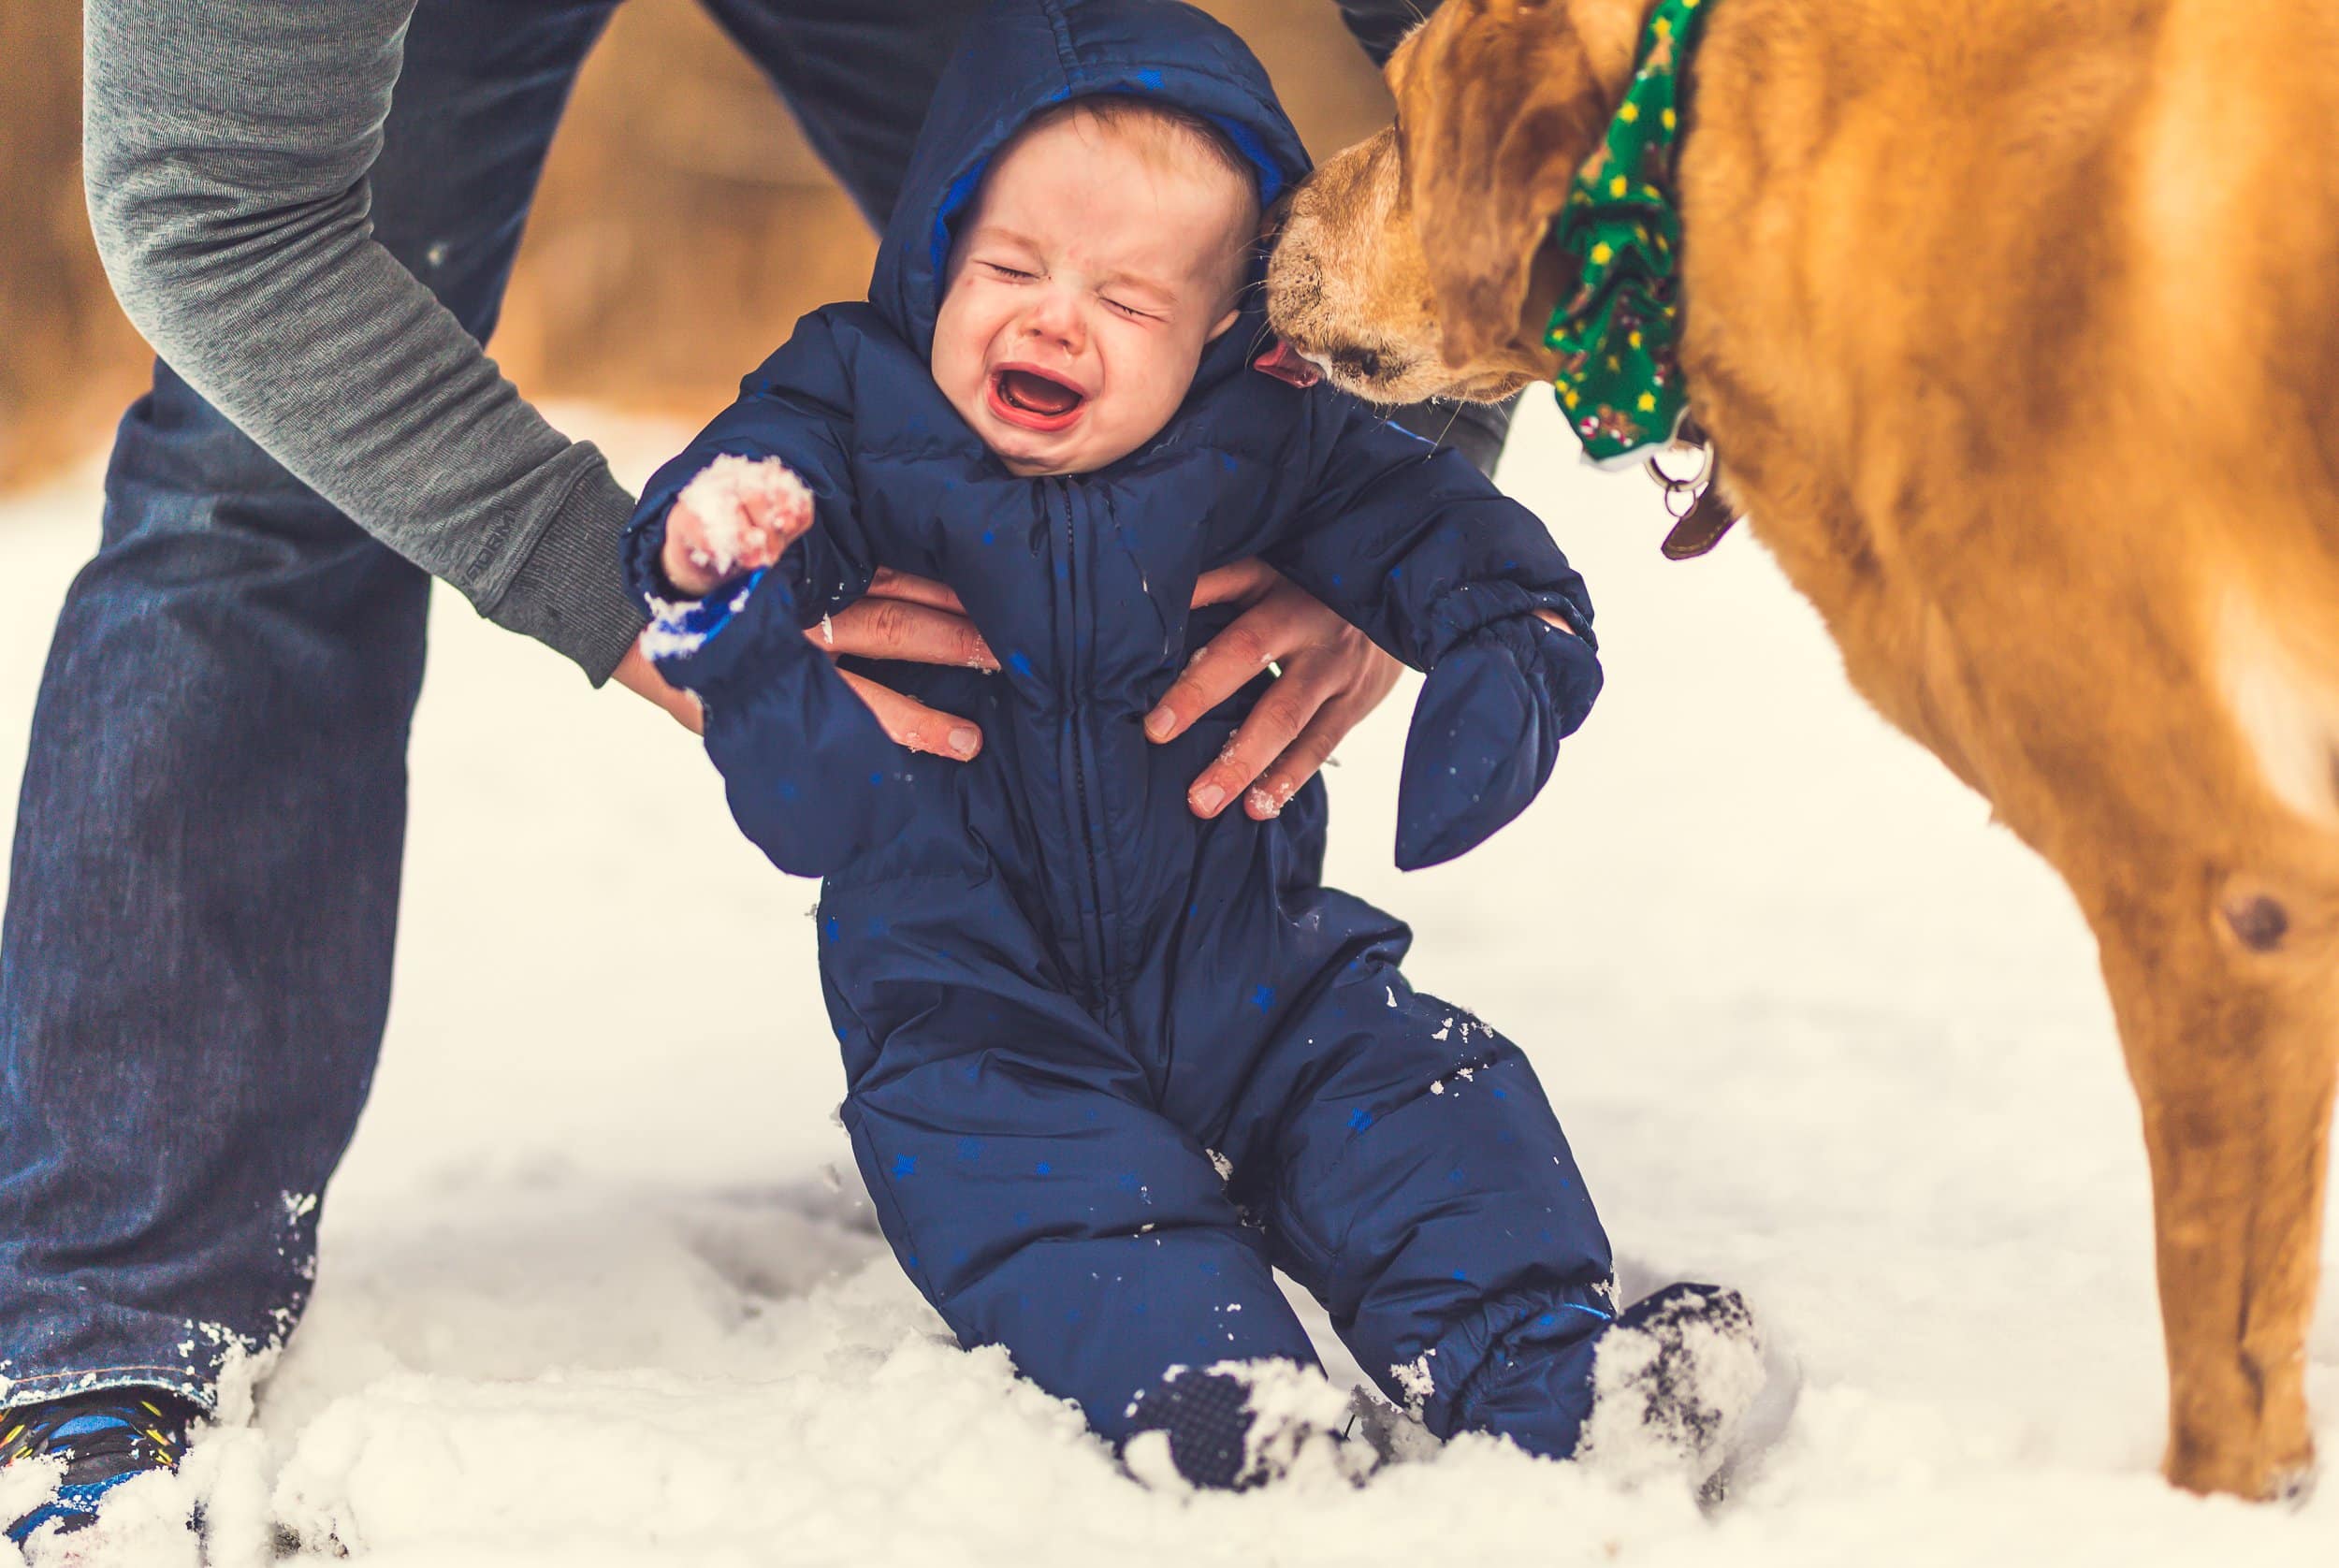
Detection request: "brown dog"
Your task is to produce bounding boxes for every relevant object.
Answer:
[1265,0,2339,1502]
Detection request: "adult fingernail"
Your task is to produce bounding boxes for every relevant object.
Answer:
[1144,707,1173,740]
[1191,783,1226,815]
[949,726,980,758]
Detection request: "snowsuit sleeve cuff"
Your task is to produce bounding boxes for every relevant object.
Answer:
[626,543,912,878]
[1395,615,1604,870]
[1416,578,1598,666]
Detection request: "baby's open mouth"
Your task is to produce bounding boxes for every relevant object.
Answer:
[987,366,1088,431]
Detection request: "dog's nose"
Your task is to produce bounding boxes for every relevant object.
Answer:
[1331,345,1387,382]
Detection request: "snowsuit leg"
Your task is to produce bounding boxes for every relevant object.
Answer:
[821,875,1320,1445]
[1212,909,1619,1459]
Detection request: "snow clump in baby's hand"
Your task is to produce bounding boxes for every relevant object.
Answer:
[662,454,815,597]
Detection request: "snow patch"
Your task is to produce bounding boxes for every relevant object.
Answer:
[1388,1351,1437,1415]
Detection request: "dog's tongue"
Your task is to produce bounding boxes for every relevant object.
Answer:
[998,369,1082,415]
[1252,338,1322,389]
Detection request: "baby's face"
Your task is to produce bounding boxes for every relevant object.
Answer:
[932,110,1257,476]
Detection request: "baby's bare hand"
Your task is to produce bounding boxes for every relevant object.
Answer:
[660,455,816,598]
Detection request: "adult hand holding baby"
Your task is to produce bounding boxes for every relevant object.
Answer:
[1150,559,1403,822]
[629,468,1398,805]
[617,581,996,745]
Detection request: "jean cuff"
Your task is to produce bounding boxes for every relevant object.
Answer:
[1,1366,214,1416]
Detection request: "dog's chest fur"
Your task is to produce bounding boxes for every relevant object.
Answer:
[1665,0,2339,868]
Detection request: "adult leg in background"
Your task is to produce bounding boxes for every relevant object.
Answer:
[0,0,621,1410]
[694,0,994,227]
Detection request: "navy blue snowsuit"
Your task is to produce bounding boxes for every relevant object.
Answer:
[625,0,1624,1460]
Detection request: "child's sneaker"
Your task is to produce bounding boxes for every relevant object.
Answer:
[1121,1361,1375,1491]
[1574,1283,1777,1492]
[1,1387,200,1545]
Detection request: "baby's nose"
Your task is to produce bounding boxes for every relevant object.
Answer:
[1022,291,1087,351]
[1022,321,1086,359]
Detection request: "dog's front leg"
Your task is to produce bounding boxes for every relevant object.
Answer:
[2092,861,2337,1501]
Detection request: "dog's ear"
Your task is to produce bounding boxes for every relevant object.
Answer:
[1392,0,1618,369]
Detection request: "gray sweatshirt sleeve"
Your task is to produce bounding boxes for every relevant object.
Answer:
[81,0,645,683]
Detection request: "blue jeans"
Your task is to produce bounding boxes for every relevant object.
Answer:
[0,0,1450,1412]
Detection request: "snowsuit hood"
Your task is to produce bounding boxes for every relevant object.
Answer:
[867,0,1311,356]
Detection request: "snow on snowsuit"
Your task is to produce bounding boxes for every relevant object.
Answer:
[625,0,1622,1459]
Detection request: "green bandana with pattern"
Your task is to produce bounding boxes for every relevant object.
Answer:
[1545,0,1711,467]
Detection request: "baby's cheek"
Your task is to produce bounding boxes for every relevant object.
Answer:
[931,289,981,380]
[929,327,985,426]
[1136,337,1208,424]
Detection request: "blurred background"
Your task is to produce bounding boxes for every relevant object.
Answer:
[0,0,1393,499]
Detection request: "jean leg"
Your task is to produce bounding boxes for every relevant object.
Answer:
[0,385,432,1407]
[695,0,999,225]
[0,0,616,1409]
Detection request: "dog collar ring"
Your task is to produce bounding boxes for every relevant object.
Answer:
[1645,435,1714,514]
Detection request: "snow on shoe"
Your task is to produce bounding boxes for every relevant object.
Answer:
[1,1389,199,1549]
[1573,1283,1768,1490]
[1120,1360,1374,1493]
[1341,1387,1439,1470]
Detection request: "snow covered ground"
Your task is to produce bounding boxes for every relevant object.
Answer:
[2,395,2335,1564]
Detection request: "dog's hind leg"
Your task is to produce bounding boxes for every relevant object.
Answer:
[2085,835,2339,1500]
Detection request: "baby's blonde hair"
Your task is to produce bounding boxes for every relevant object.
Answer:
[1024,96,1257,198]
[1012,96,1263,301]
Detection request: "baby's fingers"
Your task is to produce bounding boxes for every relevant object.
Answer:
[719,486,813,575]
[743,477,817,553]
[662,501,738,598]
[672,455,817,583]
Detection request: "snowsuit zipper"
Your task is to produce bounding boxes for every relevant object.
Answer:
[1053,477,1116,1008]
